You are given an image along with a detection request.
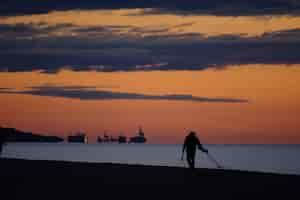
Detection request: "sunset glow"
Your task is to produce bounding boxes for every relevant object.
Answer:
[1,2,300,144]
[1,65,299,143]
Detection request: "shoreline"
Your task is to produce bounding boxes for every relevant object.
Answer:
[1,156,299,176]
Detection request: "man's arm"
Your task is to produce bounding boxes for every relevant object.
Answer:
[197,139,208,153]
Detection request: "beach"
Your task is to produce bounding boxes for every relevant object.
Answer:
[0,158,298,199]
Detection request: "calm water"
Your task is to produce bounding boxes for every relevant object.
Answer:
[2,143,300,175]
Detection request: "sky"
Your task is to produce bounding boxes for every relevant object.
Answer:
[0,0,300,144]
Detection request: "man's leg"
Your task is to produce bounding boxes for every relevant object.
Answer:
[186,151,195,169]
[190,150,196,169]
[190,157,195,169]
[186,153,192,169]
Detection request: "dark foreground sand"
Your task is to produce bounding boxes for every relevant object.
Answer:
[0,158,299,199]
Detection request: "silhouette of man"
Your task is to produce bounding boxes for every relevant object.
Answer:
[182,131,208,169]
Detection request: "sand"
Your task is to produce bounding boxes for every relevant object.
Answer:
[0,158,298,199]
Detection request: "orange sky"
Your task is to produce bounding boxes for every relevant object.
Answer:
[0,64,299,144]
[1,8,300,144]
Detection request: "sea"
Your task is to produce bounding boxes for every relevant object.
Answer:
[2,143,300,175]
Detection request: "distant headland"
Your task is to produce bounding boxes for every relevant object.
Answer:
[0,127,63,143]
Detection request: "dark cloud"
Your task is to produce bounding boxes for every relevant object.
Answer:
[0,22,300,72]
[72,25,133,36]
[129,27,170,35]
[0,86,248,103]
[0,23,75,40]
[260,28,300,40]
[0,0,300,16]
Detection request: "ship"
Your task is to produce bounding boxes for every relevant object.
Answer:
[97,132,117,143]
[129,127,147,143]
[67,132,87,143]
[118,135,127,143]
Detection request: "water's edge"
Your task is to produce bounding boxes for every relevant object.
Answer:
[3,143,300,175]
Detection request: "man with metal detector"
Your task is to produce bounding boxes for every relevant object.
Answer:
[182,131,208,169]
